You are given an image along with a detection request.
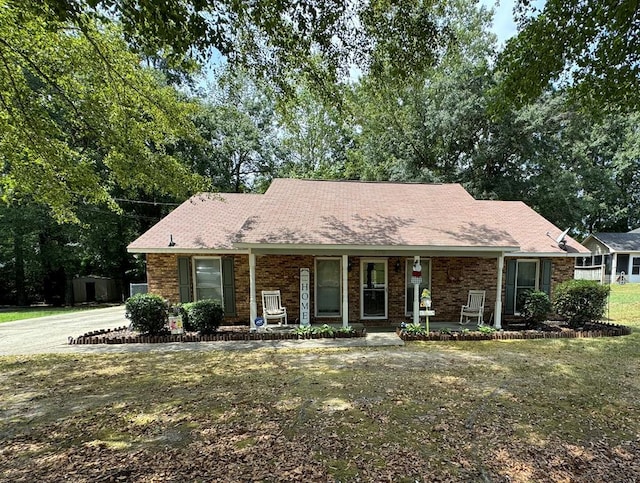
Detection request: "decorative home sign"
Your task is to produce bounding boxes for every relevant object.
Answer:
[300,268,310,326]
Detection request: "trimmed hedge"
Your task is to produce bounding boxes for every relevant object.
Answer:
[521,290,552,328]
[553,280,610,329]
[125,293,168,335]
[179,299,224,335]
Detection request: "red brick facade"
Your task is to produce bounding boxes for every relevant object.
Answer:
[145,253,576,326]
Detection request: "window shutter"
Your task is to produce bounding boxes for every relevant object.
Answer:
[505,259,517,315]
[540,259,552,296]
[178,257,192,303]
[222,257,236,316]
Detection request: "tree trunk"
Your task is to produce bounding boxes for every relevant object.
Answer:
[14,228,27,306]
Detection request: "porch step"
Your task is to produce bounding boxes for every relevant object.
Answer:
[365,332,405,346]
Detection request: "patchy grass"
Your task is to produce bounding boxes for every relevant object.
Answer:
[0,285,638,482]
[607,282,640,328]
[0,305,106,324]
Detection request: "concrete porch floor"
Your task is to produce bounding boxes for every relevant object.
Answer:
[294,321,484,333]
[366,321,483,333]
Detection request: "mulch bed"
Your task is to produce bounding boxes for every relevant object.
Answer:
[398,321,632,341]
[69,325,367,345]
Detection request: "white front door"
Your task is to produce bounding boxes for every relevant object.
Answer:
[361,259,387,319]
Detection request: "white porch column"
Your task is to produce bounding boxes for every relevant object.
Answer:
[413,255,420,325]
[494,253,504,330]
[611,253,618,283]
[342,255,349,327]
[249,250,257,330]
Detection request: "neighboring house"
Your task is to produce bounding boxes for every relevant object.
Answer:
[127,179,590,329]
[579,229,640,284]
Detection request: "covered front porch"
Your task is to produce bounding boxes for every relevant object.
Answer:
[242,248,510,331]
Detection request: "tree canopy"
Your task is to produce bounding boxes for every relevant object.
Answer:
[2,0,640,306]
[20,0,456,93]
[0,3,206,221]
[497,0,640,112]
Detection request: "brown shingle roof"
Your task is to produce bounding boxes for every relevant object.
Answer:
[478,200,589,254]
[127,179,590,254]
[234,179,518,248]
[127,193,262,251]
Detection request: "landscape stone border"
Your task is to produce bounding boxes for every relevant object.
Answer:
[69,326,367,344]
[397,321,632,342]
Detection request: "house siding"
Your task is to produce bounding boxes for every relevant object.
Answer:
[145,253,576,326]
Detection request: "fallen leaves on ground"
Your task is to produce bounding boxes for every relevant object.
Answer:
[1,339,639,482]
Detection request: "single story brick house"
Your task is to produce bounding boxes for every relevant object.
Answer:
[127,179,590,329]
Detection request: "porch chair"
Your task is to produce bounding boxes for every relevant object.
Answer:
[459,290,486,325]
[261,290,288,326]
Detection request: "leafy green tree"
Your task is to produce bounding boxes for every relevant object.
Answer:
[572,111,640,232]
[0,5,206,221]
[173,70,286,192]
[497,0,640,112]
[22,0,455,93]
[278,83,353,180]
[343,0,497,183]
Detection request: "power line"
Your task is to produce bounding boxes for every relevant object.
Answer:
[111,198,181,206]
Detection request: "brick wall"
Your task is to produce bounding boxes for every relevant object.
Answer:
[146,253,180,301]
[145,253,577,325]
[431,257,498,323]
[550,257,575,298]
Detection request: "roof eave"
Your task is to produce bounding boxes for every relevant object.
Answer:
[234,242,520,256]
[127,247,249,254]
[505,251,590,258]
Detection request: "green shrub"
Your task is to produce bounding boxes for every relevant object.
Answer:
[312,324,336,336]
[337,326,355,334]
[521,290,552,327]
[181,299,224,335]
[477,325,496,334]
[553,280,610,329]
[178,302,195,331]
[125,293,168,335]
[293,325,313,336]
[403,323,426,335]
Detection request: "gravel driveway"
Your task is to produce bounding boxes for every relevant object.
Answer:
[0,305,129,356]
[0,306,403,356]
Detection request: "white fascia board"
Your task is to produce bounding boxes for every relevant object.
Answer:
[505,252,590,258]
[126,247,249,255]
[233,243,520,256]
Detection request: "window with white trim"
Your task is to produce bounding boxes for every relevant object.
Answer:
[315,258,341,317]
[633,257,640,275]
[193,257,223,304]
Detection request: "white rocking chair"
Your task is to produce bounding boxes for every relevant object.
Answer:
[460,290,486,325]
[261,290,288,326]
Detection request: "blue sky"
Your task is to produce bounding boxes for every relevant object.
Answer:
[480,0,519,46]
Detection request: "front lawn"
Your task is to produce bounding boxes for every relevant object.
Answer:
[0,284,638,482]
[0,305,105,324]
